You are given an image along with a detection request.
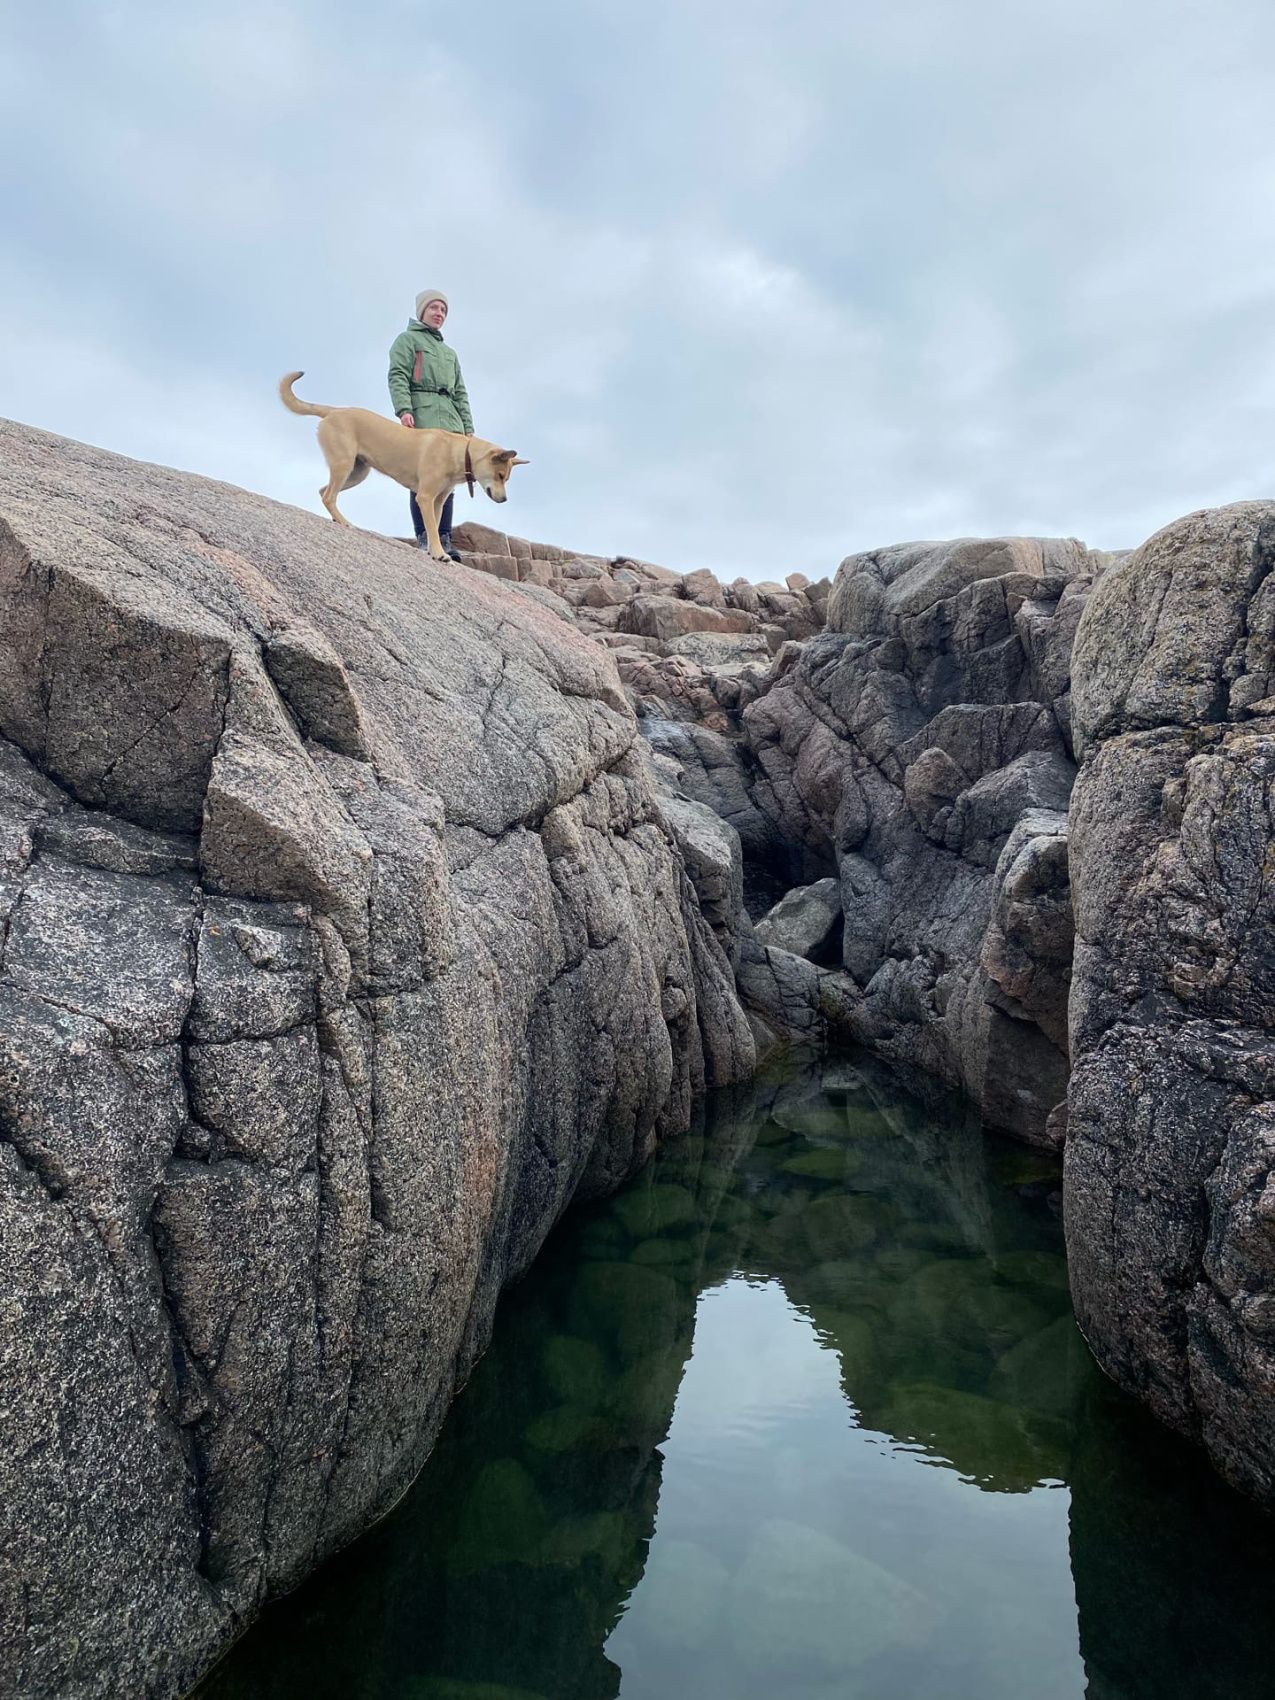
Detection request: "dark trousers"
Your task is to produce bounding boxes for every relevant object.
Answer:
[410,490,454,539]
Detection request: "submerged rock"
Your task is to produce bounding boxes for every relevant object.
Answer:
[0,419,755,1700]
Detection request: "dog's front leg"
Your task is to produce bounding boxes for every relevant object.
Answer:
[418,488,449,562]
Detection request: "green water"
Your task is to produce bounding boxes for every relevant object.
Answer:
[201,1051,1275,1700]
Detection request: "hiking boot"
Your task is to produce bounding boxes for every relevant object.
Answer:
[439,531,463,562]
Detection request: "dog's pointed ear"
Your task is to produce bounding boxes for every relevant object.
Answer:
[511,456,530,466]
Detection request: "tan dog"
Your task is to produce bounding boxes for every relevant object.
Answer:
[279,372,528,560]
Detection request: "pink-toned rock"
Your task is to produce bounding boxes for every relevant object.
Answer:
[522,558,559,588]
[598,633,662,653]
[617,556,683,590]
[683,568,727,608]
[729,579,762,615]
[613,650,723,724]
[786,572,812,594]
[620,595,755,644]
[451,521,512,557]
[562,558,605,580]
[577,604,625,631]
[555,581,595,608]
[758,588,801,616]
[526,538,567,563]
[463,552,520,582]
[582,576,633,608]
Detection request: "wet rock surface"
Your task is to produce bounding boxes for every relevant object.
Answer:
[0,420,755,1700]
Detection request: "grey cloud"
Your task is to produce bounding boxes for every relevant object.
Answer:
[3,0,1275,580]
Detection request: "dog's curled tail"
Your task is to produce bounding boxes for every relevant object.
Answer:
[278,371,333,417]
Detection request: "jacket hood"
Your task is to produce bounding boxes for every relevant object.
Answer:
[406,319,444,340]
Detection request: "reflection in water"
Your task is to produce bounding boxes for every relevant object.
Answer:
[201,1051,1275,1700]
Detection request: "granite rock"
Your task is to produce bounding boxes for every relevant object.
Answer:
[753,877,842,961]
[737,536,1106,1140]
[1065,502,1275,1510]
[0,419,755,1700]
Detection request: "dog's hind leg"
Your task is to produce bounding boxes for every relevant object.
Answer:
[341,457,371,491]
[319,467,355,525]
[317,416,357,524]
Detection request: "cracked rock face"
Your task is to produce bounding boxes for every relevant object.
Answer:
[0,419,755,1700]
[1065,501,1275,1511]
[738,536,1115,1143]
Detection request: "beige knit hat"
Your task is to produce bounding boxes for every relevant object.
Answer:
[415,290,449,319]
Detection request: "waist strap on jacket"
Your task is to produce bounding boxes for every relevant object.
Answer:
[410,383,453,396]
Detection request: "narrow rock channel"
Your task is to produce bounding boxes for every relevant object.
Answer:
[198,1051,1275,1700]
[4,421,1275,1698]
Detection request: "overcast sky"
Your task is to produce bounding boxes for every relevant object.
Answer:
[4,1,1274,579]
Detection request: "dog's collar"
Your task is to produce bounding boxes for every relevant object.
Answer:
[464,439,475,497]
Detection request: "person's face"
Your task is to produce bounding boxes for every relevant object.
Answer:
[424,300,448,329]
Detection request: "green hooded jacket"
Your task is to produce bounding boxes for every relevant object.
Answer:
[387,321,473,434]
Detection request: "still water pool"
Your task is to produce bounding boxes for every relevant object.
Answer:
[201,1051,1275,1700]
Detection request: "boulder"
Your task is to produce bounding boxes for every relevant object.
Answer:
[639,718,777,865]
[461,551,520,582]
[581,575,633,608]
[666,631,772,669]
[614,556,682,589]
[612,651,723,725]
[753,877,842,960]
[618,595,755,644]
[448,520,512,557]
[658,792,745,966]
[0,418,756,1700]
[738,536,1106,1140]
[520,556,560,589]
[682,567,727,607]
[1065,501,1275,1511]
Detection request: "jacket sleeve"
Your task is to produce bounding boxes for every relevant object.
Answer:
[387,334,414,416]
[452,360,474,435]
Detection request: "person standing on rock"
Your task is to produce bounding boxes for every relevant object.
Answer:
[388,290,473,560]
